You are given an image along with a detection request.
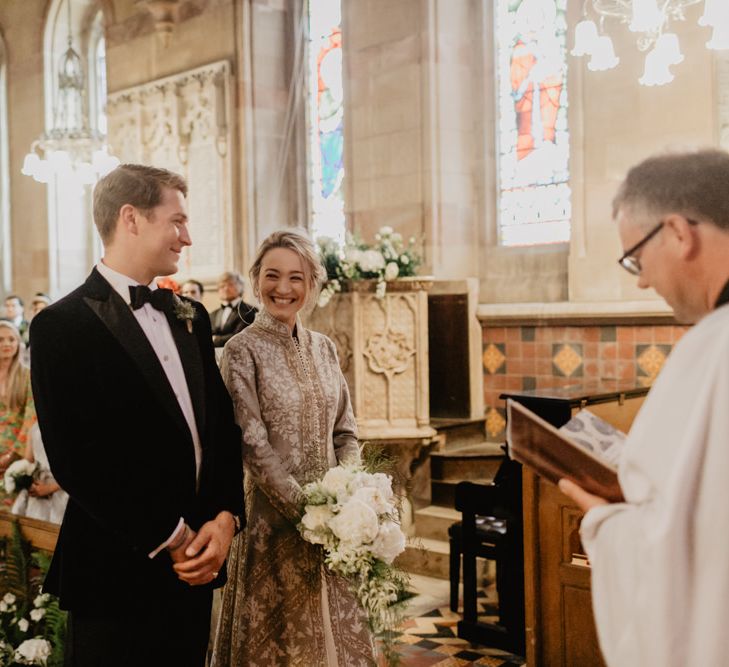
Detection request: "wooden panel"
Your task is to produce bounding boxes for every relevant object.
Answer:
[562,585,606,667]
[524,393,644,666]
[0,512,59,552]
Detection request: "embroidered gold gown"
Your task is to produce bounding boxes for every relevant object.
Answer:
[211,309,375,667]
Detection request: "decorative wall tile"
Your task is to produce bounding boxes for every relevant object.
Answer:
[485,407,507,439]
[636,343,671,385]
[552,343,584,377]
[482,343,506,374]
[521,326,535,341]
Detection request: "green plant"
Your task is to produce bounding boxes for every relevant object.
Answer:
[0,522,66,666]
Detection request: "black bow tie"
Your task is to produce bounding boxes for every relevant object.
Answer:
[221,301,233,308]
[129,285,174,313]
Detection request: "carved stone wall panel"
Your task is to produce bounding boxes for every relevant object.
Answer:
[106,60,234,282]
[306,282,434,440]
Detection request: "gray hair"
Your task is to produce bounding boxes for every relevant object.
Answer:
[612,148,729,231]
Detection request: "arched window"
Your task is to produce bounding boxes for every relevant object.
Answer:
[43,0,107,295]
[307,0,346,243]
[495,0,571,246]
[0,35,10,295]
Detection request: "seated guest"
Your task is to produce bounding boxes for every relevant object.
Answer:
[11,423,68,524]
[210,271,256,347]
[181,279,205,303]
[0,321,35,505]
[30,293,52,319]
[3,295,29,346]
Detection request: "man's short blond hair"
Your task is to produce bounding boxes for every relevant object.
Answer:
[93,164,188,244]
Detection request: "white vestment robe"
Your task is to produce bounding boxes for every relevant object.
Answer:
[581,302,729,667]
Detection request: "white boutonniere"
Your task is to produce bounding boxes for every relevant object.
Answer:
[173,297,196,333]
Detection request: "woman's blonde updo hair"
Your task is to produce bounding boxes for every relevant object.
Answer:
[249,229,327,308]
[0,321,28,412]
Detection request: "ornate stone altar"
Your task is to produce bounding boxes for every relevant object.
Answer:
[306,278,436,441]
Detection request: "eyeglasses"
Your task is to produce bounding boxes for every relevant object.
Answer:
[617,222,664,275]
[617,218,698,276]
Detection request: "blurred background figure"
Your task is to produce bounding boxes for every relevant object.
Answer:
[0,320,36,506]
[3,295,29,346]
[11,422,68,524]
[210,271,256,348]
[30,293,52,319]
[181,279,205,303]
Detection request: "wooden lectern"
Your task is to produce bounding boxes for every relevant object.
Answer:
[502,382,648,667]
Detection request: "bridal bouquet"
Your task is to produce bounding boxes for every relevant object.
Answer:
[3,461,38,495]
[298,463,408,661]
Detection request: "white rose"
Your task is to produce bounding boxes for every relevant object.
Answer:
[18,618,29,632]
[15,638,51,665]
[379,226,394,236]
[360,250,385,272]
[3,593,16,605]
[400,254,410,265]
[0,601,7,612]
[384,262,399,281]
[33,593,50,608]
[301,504,334,532]
[30,608,46,622]
[350,486,394,516]
[371,520,406,564]
[320,466,352,498]
[329,499,379,545]
[344,247,363,264]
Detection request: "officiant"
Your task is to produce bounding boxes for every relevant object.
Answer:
[559,148,729,667]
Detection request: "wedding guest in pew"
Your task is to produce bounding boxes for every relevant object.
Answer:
[559,148,729,667]
[11,422,68,524]
[210,271,256,348]
[182,279,205,303]
[211,230,374,666]
[30,164,244,667]
[3,295,29,347]
[0,320,35,504]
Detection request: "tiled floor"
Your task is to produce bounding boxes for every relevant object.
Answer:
[393,575,525,666]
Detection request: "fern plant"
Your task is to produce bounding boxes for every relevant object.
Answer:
[0,520,66,666]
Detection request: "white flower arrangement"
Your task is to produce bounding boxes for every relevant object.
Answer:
[0,586,60,666]
[317,227,421,306]
[3,460,38,495]
[298,462,408,664]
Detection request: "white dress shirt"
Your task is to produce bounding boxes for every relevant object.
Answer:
[96,262,201,557]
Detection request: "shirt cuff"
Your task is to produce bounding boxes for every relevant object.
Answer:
[147,517,185,559]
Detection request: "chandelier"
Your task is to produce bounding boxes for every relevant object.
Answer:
[21,3,118,185]
[572,0,729,86]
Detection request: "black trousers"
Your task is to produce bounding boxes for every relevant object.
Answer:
[64,589,212,667]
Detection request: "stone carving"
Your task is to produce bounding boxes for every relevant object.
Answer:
[363,329,415,377]
[306,281,434,440]
[106,60,234,280]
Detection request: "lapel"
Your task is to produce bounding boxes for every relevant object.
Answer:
[164,304,206,440]
[81,269,193,443]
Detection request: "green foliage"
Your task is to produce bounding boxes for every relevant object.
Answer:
[0,521,66,667]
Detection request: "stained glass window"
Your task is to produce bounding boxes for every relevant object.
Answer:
[307,0,345,243]
[495,0,571,246]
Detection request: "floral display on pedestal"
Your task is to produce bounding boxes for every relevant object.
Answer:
[316,227,421,305]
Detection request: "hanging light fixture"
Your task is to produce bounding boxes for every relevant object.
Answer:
[572,0,729,86]
[22,2,118,185]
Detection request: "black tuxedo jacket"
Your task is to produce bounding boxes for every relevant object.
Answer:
[210,301,256,347]
[29,269,244,613]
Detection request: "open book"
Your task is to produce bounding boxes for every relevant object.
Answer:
[506,399,626,503]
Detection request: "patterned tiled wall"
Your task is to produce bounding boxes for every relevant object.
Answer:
[481,323,689,441]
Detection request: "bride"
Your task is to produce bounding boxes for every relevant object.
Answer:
[211,230,375,666]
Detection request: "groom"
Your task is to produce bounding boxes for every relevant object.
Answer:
[30,165,244,667]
